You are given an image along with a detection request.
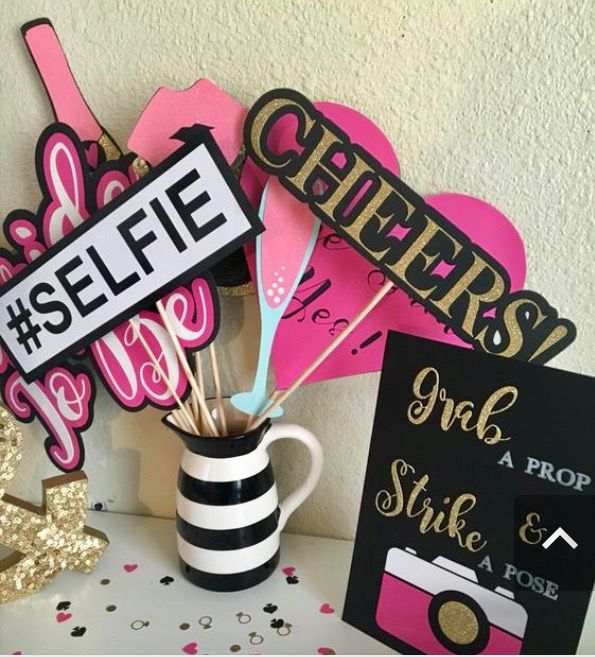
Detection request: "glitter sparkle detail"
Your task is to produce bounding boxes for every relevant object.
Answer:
[0,406,109,604]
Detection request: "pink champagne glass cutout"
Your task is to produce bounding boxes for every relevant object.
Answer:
[231,177,320,417]
[264,102,400,389]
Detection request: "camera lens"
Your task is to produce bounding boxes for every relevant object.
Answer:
[428,590,490,654]
[438,600,478,643]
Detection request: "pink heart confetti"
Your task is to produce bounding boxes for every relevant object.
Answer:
[317,649,336,655]
[319,603,335,614]
[182,642,198,655]
[56,612,72,623]
[282,566,296,576]
[123,563,138,573]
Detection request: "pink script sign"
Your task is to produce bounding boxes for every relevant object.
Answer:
[0,125,219,471]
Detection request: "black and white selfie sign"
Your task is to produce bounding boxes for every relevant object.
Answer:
[0,128,262,381]
[344,332,594,655]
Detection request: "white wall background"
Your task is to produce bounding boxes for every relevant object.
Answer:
[1,0,593,543]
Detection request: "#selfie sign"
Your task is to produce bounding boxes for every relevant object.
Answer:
[0,127,262,381]
[344,332,595,655]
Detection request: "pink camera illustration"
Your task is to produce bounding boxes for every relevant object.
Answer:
[376,547,527,654]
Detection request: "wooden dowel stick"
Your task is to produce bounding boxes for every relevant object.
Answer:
[188,353,201,425]
[249,281,394,429]
[155,301,218,436]
[129,320,199,434]
[171,408,187,431]
[208,343,228,435]
[155,307,200,424]
[244,389,280,432]
[189,389,200,426]
[194,350,205,433]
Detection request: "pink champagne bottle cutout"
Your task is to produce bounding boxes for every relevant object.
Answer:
[21,18,104,142]
[231,178,320,417]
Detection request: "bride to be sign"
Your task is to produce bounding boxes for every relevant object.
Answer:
[0,125,261,381]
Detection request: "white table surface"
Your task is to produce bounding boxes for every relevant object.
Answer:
[0,511,593,655]
[0,511,393,655]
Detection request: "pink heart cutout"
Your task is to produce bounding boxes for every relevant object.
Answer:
[123,563,138,573]
[282,566,296,576]
[182,642,198,655]
[56,612,72,623]
[271,194,526,387]
[260,103,526,389]
[84,142,100,169]
[317,649,336,655]
[320,603,335,614]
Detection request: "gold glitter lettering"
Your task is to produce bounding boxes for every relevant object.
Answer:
[376,458,487,553]
[407,366,517,445]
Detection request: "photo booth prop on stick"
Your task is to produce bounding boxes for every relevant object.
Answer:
[245,102,527,389]
[244,89,575,373]
[0,125,260,381]
[0,20,261,470]
[231,178,320,418]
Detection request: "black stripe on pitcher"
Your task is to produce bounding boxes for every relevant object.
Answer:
[178,463,275,505]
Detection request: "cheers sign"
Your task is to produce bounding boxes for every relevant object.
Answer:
[0,125,262,381]
[244,89,576,364]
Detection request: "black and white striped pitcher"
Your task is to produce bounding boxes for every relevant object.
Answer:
[162,411,323,592]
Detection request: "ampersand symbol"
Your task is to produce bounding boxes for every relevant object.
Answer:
[519,511,547,546]
[0,406,109,603]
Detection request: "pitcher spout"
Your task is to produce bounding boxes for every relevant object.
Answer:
[162,412,271,458]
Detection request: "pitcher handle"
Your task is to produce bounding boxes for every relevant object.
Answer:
[260,423,323,531]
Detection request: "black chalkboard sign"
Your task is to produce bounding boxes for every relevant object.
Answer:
[343,332,594,655]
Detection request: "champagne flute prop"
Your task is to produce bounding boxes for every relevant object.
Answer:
[231,178,320,418]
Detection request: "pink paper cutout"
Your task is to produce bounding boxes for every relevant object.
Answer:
[5,367,93,471]
[128,79,246,165]
[272,193,526,388]
[1,125,218,471]
[40,128,90,246]
[22,19,103,142]
[258,101,401,388]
